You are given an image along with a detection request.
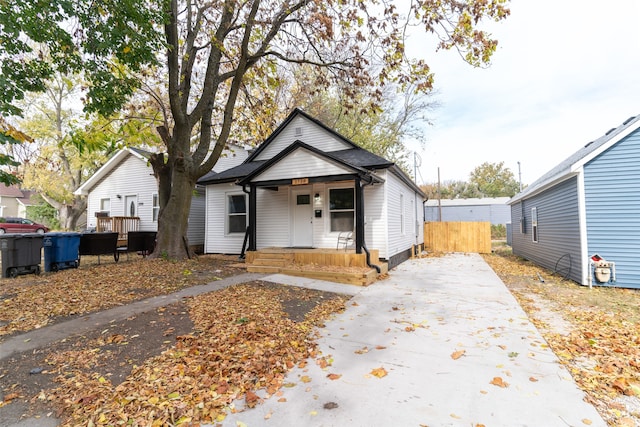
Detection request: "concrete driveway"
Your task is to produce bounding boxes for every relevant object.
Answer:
[218,253,605,427]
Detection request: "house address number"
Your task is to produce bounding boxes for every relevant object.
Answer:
[292,178,309,185]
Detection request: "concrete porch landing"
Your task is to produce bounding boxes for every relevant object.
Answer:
[245,247,388,286]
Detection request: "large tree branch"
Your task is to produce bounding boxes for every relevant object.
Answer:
[179,2,205,113]
[165,0,185,132]
[195,0,262,177]
[189,0,236,125]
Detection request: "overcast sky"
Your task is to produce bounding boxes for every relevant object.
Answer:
[406,0,640,188]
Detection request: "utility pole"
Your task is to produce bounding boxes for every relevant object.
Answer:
[517,161,522,191]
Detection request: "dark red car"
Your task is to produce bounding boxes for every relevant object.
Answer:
[0,217,49,234]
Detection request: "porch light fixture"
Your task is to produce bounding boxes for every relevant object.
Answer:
[314,193,321,203]
[116,194,122,199]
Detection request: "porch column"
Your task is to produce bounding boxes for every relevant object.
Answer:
[355,177,364,254]
[248,183,257,251]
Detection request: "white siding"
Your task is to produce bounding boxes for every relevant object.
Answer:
[364,179,389,259]
[204,183,246,254]
[86,154,158,231]
[255,115,352,161]
[187,186,205,245]
[256,187,290,248]
[385,171,420,258]
[254,149,352,182]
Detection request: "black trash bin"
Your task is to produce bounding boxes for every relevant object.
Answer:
[0,233,44,278]
[43,232,81,272]
[126,231,157,257]
[79,232,119,264]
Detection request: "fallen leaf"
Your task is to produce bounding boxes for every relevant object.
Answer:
[529,377,539,382]
[245,390,259,408]
[375,345,386,350]
[278,398,287,403]
[301,376,312,383]
[490,377,509,388]
[451,349,465,360]
[450,413,461,419]
[327,373,342,380]
[370,367,388,378]
[581,419,592,425]
[3,392,19,402]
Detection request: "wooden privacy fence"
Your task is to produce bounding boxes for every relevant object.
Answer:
[423,221,491,254]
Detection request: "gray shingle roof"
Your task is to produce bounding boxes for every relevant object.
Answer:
[198,161,267,185]
[510,114,640,203]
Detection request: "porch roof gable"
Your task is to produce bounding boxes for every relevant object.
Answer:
[238,140,382,186]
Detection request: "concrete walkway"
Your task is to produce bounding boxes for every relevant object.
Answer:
[218,253,606,427]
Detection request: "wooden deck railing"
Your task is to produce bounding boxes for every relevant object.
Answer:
[97,216,140,241]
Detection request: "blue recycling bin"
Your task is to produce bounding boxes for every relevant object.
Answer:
[43,232,81,272]
[0,233,44,278]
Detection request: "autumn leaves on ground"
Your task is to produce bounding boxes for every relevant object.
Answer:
[1,251,640,426]
[483,246,640,427]
[0,256,349,425]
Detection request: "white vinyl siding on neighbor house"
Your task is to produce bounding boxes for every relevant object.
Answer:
[84,151,207,245]
[86,154,158,231]
[254,115,352,161]
[187,186,205,246]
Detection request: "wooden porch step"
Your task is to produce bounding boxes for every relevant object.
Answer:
[252,258,289,267]
[246,265,282,274]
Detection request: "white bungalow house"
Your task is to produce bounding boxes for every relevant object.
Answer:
[75,145,249,250]
[198,108,425,269]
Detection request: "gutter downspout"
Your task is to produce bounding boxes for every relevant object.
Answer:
[358,176,381,273]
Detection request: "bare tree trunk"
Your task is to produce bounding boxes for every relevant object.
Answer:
[153,168,195,259]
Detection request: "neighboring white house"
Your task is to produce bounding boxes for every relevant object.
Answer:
[424,197,511,225]
[198,108,425,269]
[75,146,249,248]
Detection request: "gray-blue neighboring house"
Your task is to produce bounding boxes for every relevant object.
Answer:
[424,197,510,225]
[508,114,640,289]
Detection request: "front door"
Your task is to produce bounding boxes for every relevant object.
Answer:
[124,195,138,217]
[292,191,313,247]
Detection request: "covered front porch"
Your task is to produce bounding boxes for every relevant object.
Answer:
[244,247,388,286]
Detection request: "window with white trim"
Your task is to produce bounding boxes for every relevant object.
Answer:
[329,187,354,232]
[100,198,110,216]
[152,194,159,221]
[531,207,538,243]
[227,194,247,234]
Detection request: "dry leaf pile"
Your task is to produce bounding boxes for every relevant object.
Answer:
[0,256,239,338]
[43,282,348,426]
[484,249,640,426]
